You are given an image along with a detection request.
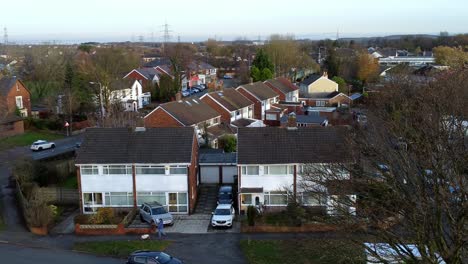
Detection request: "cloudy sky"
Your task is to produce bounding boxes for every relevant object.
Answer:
[1,0,467,43]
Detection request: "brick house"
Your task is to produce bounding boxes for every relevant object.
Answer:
[264,77,299,102]
[75,127,199,214]
[236,82,279,121]
[0,76,31,138]
[200,89,254,124]
[144,98,226,147]
[236,125,354,215]
[300,91,352,108]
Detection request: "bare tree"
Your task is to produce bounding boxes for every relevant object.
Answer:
[299,70,467,263]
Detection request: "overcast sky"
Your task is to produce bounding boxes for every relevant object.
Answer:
[1,0,467,43]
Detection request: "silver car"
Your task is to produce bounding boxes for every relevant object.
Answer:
[139,202,174,226]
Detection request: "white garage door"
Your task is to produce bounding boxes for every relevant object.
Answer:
[222,166,237,184]
[201,166,219,184]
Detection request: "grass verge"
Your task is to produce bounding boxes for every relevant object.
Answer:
[0,131,64,151]
[73,240,171,258]
[240,239,365,264]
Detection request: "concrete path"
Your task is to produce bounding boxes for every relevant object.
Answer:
[50,209,79,234]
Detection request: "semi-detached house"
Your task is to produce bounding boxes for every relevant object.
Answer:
[236,82,280,122]
[75,127,198,214]
[237,123,354,215]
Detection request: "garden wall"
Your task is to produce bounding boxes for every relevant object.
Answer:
[75,223,156,235]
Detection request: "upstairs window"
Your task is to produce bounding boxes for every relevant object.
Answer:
[15,96,23,109]
[169,165,187,175]
[81,165,99,175]
[136,166,165,175]
[241,166,259,175]
[103,165,131,175]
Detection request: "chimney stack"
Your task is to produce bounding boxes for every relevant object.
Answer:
[287,112,297,130]
[322,71,328,78]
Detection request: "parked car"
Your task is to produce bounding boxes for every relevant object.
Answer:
[139,202,174,226]
[126,250,183,264]
[223,75,233,79]
[181,90,190,97]
[218,185,233,204]
[30,140,55,151]
[211,204,235,228]
[191,87,200,93]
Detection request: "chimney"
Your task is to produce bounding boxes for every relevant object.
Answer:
[175,92,182,101]
[287,112,297,130]
[322,71,328,78]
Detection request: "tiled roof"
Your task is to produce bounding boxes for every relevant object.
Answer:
[237,82,278,101]
[206,89,253,111]
[0,76,17,97]
[135,68,160,80]
[144,57,172,68]
[301,74,322,86]
[231,118,256,128]
[160,98,220,126]
[237,127,350,164]
[264,78,298,94]
[0,114,22,125]
[206,123,235,138]
[75,127,195,164]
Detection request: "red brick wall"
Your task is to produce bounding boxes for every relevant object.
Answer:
[144,108,184,127]
[265,83,286,101]
[0,120,24,138]
[6,80,31,115]
[237,89,262,120]
[329,94,352,106]
[200,96,231,123]
[188,133,199,214]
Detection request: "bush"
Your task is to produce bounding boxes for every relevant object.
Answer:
[286,202,306,226]
[247,205,257,226]
[218,134,237,153]
[24,200,53,227]
[90,208,115,224]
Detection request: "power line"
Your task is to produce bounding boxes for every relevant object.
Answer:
[161,21,172,50]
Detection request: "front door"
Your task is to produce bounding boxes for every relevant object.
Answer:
[168,193,178,212]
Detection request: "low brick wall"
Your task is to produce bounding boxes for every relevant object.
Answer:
[75,223,156,235]
[241,223,337,233]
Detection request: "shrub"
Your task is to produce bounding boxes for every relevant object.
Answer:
[24,200,53,227]
[90,208,115,224]
[247,205,257,226]
[286,202,306,226]
[218,134,237,153]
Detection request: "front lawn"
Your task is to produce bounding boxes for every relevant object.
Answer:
[0,131,64,151]
[240,239,365,264]
[73,240,171,258]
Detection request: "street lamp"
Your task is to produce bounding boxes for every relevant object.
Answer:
[89,82,105,117]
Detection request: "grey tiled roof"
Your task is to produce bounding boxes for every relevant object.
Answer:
[76,127,195,164]
[205,89,253,111]
[301,74,322,86]
[237,127,350,164]
[264,78,298,94]
[237,82,278,101]
[280,114,327,125]
[0,76,17,97]
[159,98,220,126]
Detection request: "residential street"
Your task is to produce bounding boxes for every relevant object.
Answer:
[0,243,121,264]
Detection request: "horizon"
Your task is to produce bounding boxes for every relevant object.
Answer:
[1,0,468,44]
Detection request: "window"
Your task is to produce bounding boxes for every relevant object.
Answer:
[103,165,131,175]
[133,256,146,264]
[264,192,288,206]
[81,165,99,175]
[169,165,187,175]
[104,192,133,206]
[137,192,166,205]
[236,110,240,116]
[241,194,252,204]
[299,192,324,205]
[83,192,103,212]
[264,165,288,175]
[316,101,325,107]
[241,166,259,175]
[15,96,23,109]
[136,166,165,175]
[266,114,277,120]
[168,192,188,213]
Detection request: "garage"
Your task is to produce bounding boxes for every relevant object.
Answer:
[199,149,237,184]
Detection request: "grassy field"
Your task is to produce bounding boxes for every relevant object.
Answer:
[240,239,365,264]
[0,131,64,151]
[73,240,171,258]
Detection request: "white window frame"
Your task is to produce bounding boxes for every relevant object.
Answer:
[135,165,165,175]
[80,165,99,175]
[264,165,290,175]
[102,165,132,175]
[15,96,23,109]
[104,192,134,207]
[264,191,289,206]
[83,192,104,213]
[241,166,259,176]
[169,165,188,175]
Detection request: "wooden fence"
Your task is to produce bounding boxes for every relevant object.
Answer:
[37,187,79,205]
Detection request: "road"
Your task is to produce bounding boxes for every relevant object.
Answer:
[0,243,121,264]
[31,135,83,161]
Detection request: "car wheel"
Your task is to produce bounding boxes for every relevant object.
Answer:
[38,147,43,151]
[51,144,55,149]
[140,214,144,222]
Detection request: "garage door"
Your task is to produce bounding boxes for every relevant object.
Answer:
[222,166,237,184]
[201,166,219,184]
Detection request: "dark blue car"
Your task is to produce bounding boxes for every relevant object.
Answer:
[218,185,233,205]
[126,250,183,264]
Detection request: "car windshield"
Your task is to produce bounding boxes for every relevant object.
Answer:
[151,207,167,215]
[157,252,172,263]
[215,209,231,215]
[33,142,43,145]
[219,194,231,200]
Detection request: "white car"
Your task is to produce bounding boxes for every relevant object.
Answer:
[30,140,55,151]
[211,204,235,228]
